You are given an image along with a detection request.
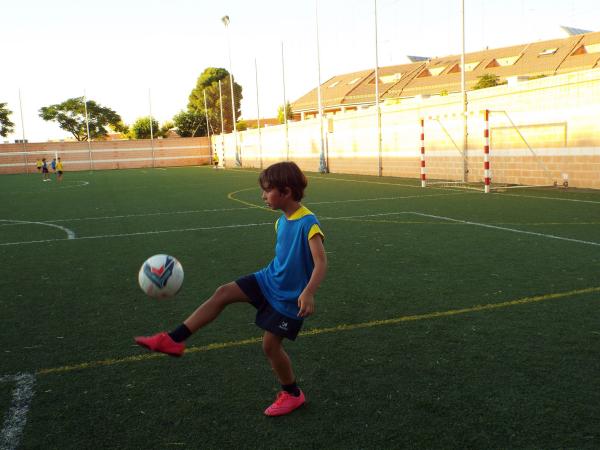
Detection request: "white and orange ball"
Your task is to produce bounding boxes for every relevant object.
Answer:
[138,254,184,298]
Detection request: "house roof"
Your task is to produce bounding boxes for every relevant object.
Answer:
[291,30,600,112]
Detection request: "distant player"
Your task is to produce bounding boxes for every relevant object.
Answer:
[56,157,64,182]
[41,158,50,181]
[212,150,219,169]
[135,161,328,416]
[51,158,57,174]
[36,159,42,173]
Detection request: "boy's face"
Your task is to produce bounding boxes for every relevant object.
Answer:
[261,187,290,210]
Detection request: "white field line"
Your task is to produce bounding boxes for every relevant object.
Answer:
[498,192,600,205]
[0,221,275,246]
[56,180,90,190]
[0,220,75,239]
[409,212,600,247]
[0,373,36,450]
[0,206,257,226]
[3,210,598,247]
[0,192,465,226]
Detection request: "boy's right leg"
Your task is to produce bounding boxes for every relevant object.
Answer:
[134,282,250,356]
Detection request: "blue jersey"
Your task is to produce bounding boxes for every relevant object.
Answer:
[255,206,324,319]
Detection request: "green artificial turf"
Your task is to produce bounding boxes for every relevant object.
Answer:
[1,166,599,449]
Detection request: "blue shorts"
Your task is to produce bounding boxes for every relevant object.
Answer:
[235,274,303,341]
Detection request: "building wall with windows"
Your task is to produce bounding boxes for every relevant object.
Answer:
[220,68,600,189]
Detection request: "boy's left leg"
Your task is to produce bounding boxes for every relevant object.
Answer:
[262,331,305,416]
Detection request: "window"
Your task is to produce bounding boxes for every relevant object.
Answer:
[379,73,402,84]
[449,62,480,73]
[585,43,600,54]
[486,55,520,68]
[348,77,361,85]
[328,81,340,88]
[538,48,557,56]
[429,66,446,76]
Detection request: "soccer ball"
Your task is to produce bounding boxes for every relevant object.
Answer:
[138,254,184,298]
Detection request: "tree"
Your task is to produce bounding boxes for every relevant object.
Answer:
[129,116,163,139]
[172,110,206,137]
[39,97,125,141]
[277,102,293,124]
[0,103,15,137]
[188,67,243,134]
[473,73,503,90]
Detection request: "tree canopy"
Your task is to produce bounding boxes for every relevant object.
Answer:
[39,97,126,141]
[0,103,15,137]
[187,67,243,134]
[473,73,503,90]
[129,116,171,139]
[173,110,206,137]
[277,102,293,124]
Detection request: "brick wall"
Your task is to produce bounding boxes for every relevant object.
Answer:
[0,137,211,174]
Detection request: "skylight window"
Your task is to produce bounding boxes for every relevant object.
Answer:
[348,77,361,85]
[449,62,480,73]
[428,66,446,76]
[329,81,340,88]
[538,48,557,56]
[585,43,600,53]
[379,73,402,84]
[486,55,520,68]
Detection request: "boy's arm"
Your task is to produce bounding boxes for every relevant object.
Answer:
[297,235,327,318]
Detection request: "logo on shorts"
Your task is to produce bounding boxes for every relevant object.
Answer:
[278,320,288,331]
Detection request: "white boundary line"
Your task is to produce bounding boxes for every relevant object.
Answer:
[0,192,465,226]
[0,373,36,450]
[2,211,599,247]
[408,212,600,247]
[0,220,75,239]
[498,192,600,205]
[0,221,274,246]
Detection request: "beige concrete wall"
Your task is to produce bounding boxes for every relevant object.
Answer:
[0,137,211,174]
[220,68,600,189]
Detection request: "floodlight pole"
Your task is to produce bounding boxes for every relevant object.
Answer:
[219,80,225,166]
[461,0,468,182]
[254,58,263,169]
[18,88,28,173]
[222,15,240,166]
[203,89,212,162]
[149,88,155,168]
[315,0,327,173]
[374,0,382,177]
[83,89,93,170]
[281,41,290,161]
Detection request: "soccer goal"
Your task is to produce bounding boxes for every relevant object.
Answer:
[420,109,563,193]
[419,113,470,189]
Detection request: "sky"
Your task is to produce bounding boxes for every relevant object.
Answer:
[1,0,599,143]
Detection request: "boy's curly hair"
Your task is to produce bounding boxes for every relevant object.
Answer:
[259,161,307,201]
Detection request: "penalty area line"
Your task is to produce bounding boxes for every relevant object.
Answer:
[35,285,600,377]
[0,373,36,450]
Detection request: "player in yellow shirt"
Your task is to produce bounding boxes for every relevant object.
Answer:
[212,151,219,169]
[56,157,64,182]
[36,159,42,173]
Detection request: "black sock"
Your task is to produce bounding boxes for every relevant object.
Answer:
[282,381,301,397]
[168,324,192,343]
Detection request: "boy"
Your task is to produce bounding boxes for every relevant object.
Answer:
[212,149,219,169]
[135,161,327,416]
[56,157,64,182]
[36,159,42,173]
[41,158,50,181]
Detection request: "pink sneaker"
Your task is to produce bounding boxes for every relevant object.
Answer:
[134,332,185,357]
[264,390,305,416]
